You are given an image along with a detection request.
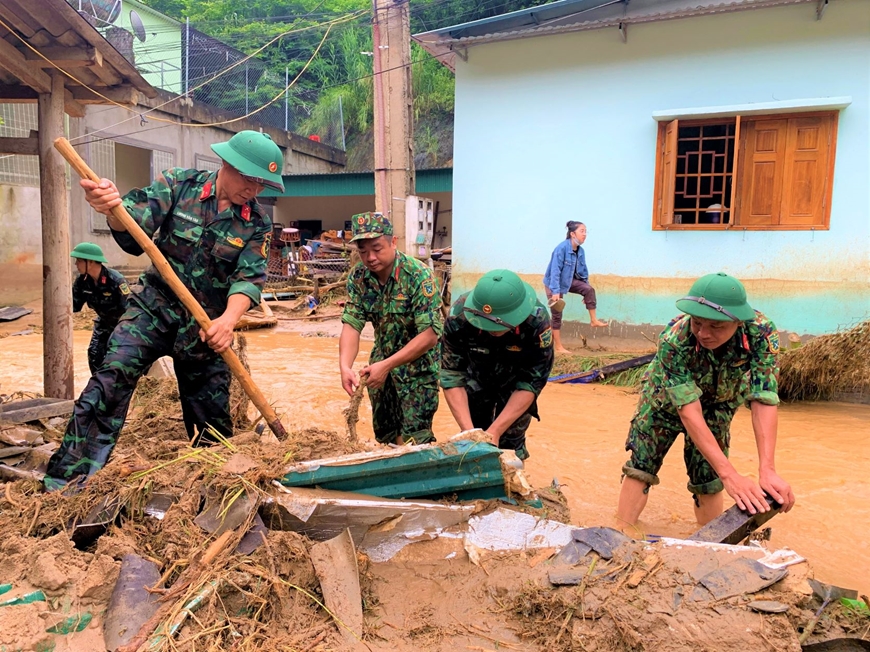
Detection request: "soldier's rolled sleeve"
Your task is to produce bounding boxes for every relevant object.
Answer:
[746,324,781,406]
[412,271,444,336]
[659,339,703,408]
[341,274,367,333]
[226,221,271,307]
[439,318,468,389]
[111,169,178,256]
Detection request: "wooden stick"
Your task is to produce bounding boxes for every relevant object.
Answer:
[54,137,286,440]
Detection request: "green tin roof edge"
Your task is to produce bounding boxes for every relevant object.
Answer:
[261,168,452,198]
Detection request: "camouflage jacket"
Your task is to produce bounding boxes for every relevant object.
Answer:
[111,168,271,319]
[639,311,780,414]
[341,250,443,385]
[72,266,131,325]
[440,293,555,396]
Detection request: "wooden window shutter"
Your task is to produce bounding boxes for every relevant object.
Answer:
[779,115,834,227]
[658,119,678,226]
[737,119,787,226]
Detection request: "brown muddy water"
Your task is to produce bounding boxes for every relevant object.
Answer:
[1,329,868,594]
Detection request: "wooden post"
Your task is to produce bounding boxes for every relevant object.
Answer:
[38,72,74,400]
[372,0,414,250]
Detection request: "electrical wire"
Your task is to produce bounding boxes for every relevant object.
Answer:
[0,9,366,145]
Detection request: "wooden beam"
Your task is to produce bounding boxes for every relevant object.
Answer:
[39,71,74,400]
[0,33,51,93]
[69,84,139,105]
[63,88,85,118]
[26,46,101,68]
[0,133,38,155]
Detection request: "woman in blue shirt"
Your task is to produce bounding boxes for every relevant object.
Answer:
[543,221,608,353]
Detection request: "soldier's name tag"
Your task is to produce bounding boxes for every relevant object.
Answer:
[174,210,203,226]
[470,347,490,355]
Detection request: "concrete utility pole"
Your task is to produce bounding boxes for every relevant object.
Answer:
[38,72,74,399]
[372,0,414,250]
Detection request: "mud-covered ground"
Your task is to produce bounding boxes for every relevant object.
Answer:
[0,307,868,651]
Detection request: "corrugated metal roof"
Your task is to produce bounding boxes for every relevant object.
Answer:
[414,0,819,71]
[261,168,452,198]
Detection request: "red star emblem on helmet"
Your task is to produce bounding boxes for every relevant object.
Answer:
[268,161,278,173]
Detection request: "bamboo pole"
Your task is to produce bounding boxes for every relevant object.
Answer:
[54,137,287,440]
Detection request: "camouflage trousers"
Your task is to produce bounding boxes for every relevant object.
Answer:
[368,375,438,445]
[45,300,232,491]
[87,318,118,375]
[466,385,537,460]
[622,399,734,495]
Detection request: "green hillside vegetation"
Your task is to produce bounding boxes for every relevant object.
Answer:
[140,0,552,170]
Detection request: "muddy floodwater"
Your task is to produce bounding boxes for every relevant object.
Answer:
[1,328,868,594]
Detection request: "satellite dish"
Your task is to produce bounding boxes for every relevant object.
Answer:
[129,10,147,42]
[84,0,122,25]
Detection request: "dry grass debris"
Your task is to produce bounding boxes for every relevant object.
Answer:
[779,320,870,401]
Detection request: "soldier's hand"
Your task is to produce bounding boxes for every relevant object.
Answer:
[759,469,795,512]
[200,316,235,353]
[81,178,122,216]
[341,367,359,396]
[360,360,391,390]
[721,472,771,515]
[486,430,501,446]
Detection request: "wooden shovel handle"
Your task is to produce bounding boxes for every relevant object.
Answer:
[54,137,286,440]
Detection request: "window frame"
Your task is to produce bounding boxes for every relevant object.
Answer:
[651,110,838,231]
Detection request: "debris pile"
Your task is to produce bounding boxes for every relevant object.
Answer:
[0,377,867,651]
[779,320,870,401]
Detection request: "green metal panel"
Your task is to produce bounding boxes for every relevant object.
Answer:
[280,440,506,501]
[262,168,452,198]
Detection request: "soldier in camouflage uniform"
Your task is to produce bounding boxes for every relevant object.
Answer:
[616,273,795,529]
[70,242,131,374]
[441,270,554,460]
[45,131,283,490]
[339,212,442,445]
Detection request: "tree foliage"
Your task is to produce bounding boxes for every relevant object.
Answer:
[138,0,552,167]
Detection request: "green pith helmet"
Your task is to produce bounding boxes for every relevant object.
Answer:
[211,130,284,192]
[70,242,107,264]
[676,272,755,321]
[350,212,393,243]
[464,270,536,332]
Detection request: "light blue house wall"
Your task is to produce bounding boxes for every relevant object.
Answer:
[450,0,869,335]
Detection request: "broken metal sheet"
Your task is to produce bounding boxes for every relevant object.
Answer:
[143,493,178,521]
[571,527,633,560]
[658,537,806,571]
[688,496,781,545]
[194,490,256,536]
[103,555,161,651]
[0,306,32,322]
[465,508,574,553]
[310,529,365,649]
[236,514,268,555]
[281,438,508,501]
[263,483,476,562]
[699,557,788,600]
[553,540,593,565]
[71,496,124,548]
